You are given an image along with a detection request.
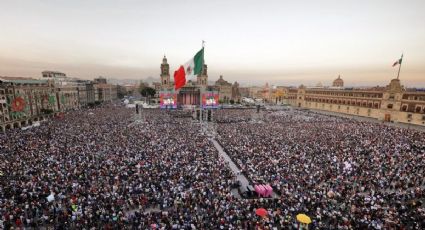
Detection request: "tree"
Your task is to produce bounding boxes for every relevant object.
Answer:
[139,86,156,104]
[230,99,235,104]
[139,81,148,91]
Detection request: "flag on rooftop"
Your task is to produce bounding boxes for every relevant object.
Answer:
[392,54,403,67]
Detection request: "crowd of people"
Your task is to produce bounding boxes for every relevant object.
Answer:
[216,109,425,229]
[0,105,291,229]
[1,104,424,229]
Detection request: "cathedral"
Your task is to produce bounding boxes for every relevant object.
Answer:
[159,55,215,106]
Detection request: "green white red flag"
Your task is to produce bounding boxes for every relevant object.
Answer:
[173,48,204,90]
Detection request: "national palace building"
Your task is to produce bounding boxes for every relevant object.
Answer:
[284,76,425,126]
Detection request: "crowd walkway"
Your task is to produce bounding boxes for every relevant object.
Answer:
[211,139,251,194]
[207,121,279,199]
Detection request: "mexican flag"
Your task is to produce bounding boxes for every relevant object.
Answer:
[174,48,204,90]
[392,54,403,67]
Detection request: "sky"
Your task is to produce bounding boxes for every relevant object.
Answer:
[0,0,424,87]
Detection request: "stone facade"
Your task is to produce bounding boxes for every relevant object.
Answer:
[42,70,81,111]
[94,84,118,103]
[160,56,171,90]
[1,72,118,132]
[215,75,232,103]
[56,85,79,111]
[0,77,58,132]
[214,76,241,103]
[284,79,425,126]
[197,64,208,86]
[232,82,241,102]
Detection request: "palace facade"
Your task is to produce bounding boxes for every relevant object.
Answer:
[284,76,425,126]
[1,72,118,132]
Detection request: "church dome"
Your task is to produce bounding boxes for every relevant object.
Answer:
[332,75,344,87]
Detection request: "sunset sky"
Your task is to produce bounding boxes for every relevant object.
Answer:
[0,0,424,87]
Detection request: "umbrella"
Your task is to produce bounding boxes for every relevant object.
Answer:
[296,213,312,224]
[255,208,268,217]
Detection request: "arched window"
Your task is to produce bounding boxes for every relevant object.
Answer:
[401,105,407,111]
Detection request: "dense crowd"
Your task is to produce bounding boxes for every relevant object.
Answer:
[217,109,425,229]
[1,105,424,229]
[0,105,291,229]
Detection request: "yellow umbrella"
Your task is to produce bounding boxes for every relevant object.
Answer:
[296,213,312,224]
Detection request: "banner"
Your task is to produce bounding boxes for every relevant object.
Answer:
[202,91,219,109]
[159,91,177,109]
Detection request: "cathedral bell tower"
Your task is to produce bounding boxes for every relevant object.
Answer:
[197,64,208,86]
[160,55,170,88]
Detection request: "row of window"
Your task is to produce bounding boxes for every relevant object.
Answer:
[307,91,383,98]
[305,97,381,108]
[402,95,425,101]
[401,104,425,113]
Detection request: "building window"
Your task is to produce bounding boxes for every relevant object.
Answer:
[401,105,407,111]
[387,104,393,109]
[407,114,412,119]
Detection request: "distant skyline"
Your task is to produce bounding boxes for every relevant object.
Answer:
[0,0,424,87]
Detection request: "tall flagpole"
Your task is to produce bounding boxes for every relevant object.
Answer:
[200,41,205,126]
[397,53,403,80]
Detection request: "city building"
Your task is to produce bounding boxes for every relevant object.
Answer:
[215,75,232,103]
[56,84,79,111]
[232,81,241,102]
[42,70,81,111]
[212,75,241,103]
[239,87,250,98]
[0,76,58,132]
[92,77,118,103]
[75,80,95,107]
[94,84,118,102]
[42,71,67,80]
[285,77,425,126]
[270,86,287,104]
[94,77,108,84]
[1,72,119,132]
